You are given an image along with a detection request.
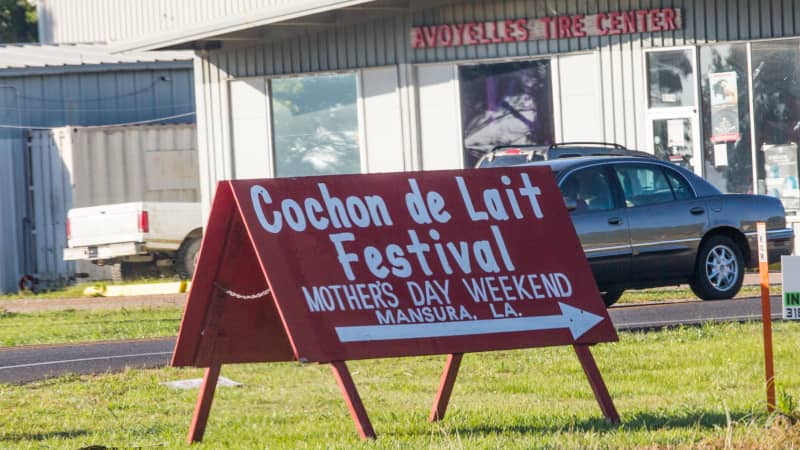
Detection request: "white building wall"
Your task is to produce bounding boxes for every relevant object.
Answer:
[37,0,301,44]
[553,53,604,143]
[229,78,272,179]
[360,66,407,173]
[190,0,800,217]
[415,64,462,170]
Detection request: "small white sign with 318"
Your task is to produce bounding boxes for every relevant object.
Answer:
[781,255,800,321]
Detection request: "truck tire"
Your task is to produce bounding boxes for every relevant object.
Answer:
[177,237,201,279]
[110,262,160,282]
[110,263,124,283]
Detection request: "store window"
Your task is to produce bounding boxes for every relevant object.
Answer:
[647,50,695,108]
[752,39,800,213]
[458,60,554,168]
[699,44,752,194]
[645,49,701,175]
[651,118,694,171]
[270,73,360,177]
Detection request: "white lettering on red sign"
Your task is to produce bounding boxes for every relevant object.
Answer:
[251,173,543,282]
[410,8,682,49]
[247,172,566,334]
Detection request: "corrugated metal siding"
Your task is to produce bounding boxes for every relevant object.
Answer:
[28,130,74,287]
[214,0,800,75]
[0,131,21,293]
[0,43,190,73]
[194,0,800,214]
[5,68,195,128]
[218,1,789,76]
[29,124,199,286]
[38,0,306,44]
[0,65,194,293]
[68,125,199,207]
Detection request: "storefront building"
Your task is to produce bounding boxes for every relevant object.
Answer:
[120,0,800,224]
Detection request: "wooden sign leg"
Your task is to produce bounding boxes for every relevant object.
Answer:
[573,345,620,424]
[330,361,376,440]
[429,353,464,422]
[187,364,222,443]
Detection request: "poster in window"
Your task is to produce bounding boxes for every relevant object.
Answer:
[709,71,740,143]
[667,119,686,147]
[763,143,800,211]
[459,60,554,168]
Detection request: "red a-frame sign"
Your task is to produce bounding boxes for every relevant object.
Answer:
[172,167,619,442]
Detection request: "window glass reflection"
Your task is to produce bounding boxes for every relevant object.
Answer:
[270,73,360,177]
[652,118,694,172]
[647,50,695,108]
[615,165,674,207]
[752,39,800,213]
[699,44,752,194]
[665,169,694,200]
[459,60,554,168]
[562,167,615,212]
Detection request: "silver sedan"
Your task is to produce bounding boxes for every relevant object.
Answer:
[506,156,794,306]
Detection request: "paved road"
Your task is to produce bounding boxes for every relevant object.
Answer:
[0,295,786,384]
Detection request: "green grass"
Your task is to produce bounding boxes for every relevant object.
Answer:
[0,322,798,448]
[616,284,781,304]
[1,283,97,300]
[0,308,182,347]
[0,285,785,348]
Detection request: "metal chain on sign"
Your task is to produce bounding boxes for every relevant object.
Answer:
[213,282,271,300]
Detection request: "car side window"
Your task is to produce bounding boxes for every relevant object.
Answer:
[561,167,616,212]
[614,165,675,207]
[664,169,694,200]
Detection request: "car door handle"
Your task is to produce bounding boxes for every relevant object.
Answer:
[607,216,623,225]
[690,207,705,215]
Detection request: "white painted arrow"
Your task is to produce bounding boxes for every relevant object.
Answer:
[335,302,604,343]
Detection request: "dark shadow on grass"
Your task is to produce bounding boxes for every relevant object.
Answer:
[0,429,90,442]
[448,410,753,436]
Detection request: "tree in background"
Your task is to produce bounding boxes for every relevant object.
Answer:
[0,0,37,43]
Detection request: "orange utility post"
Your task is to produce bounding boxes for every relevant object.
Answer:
[756,222,776,413]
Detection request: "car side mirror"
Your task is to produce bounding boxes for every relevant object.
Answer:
[563,196,577,211]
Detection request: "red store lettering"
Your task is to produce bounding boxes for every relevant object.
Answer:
[596,8,678,35]
[413,8,678,48]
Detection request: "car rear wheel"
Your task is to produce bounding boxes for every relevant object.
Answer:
[689,235,744,300]
[601,290,624,307]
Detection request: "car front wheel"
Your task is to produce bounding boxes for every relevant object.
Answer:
[689,235,744,300]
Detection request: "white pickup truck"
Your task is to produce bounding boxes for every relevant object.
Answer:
[63,202,203,281]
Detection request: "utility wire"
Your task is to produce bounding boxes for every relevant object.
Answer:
[0,111,196,129]
[12,80,179,103]
[0,103,195,112]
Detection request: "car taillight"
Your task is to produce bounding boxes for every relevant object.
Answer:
[138,211,149,233]
[66,218,71,241]
[502,148,522,155]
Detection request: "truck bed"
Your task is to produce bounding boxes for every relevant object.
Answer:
[66,202,201,251]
